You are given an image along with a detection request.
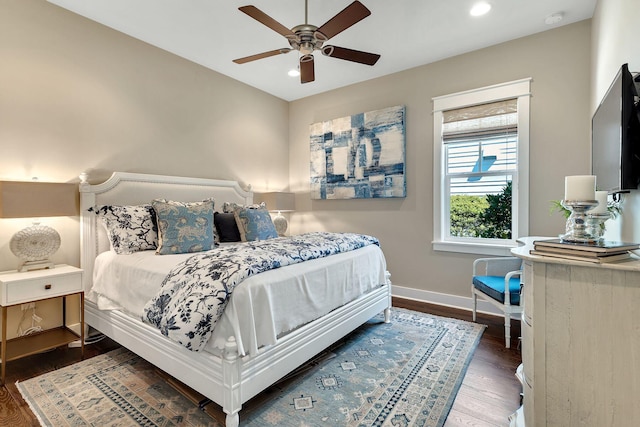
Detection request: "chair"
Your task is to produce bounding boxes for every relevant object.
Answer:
[472,257,523,348]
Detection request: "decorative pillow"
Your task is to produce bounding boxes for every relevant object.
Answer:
[93,204,158,255]
[152,199,215,255]
[214,212,242,242]
[155,198,219,243]
[232,204,278,242]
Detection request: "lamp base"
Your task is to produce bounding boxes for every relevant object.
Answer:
[18,259,56,272]
[273,212,288,237]
[10,224,61,272]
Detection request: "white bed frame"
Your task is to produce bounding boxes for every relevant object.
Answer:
[79,172,391,427]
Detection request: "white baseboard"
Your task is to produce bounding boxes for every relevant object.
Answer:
[391,285,504,317]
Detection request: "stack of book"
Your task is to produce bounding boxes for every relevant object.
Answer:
[530,239,640,263]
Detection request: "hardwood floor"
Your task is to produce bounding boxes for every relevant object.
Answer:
[0,298,522,426]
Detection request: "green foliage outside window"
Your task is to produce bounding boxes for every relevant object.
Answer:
[450,195,488,237]
[450,181,512,239]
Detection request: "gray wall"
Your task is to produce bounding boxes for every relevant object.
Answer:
[0,0,290,273]
[289,21,592,303]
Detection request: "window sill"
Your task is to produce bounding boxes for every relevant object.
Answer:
[432,240,516,256]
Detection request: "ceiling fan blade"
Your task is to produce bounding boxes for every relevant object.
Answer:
[239,5,296,38]
[233,48,292,64]
[300,54,315,84]
[315,1,371,41]
[321,45,380,65]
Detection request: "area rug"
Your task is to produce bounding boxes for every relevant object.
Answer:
[18,308,484,427]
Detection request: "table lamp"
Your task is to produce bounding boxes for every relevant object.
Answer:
[254,192,295,236]
[0,180,78,271]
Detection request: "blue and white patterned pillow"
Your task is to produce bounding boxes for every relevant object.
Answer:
[94,204,158,255]
[155,198,219,243]
[231,203,278,241]
[152,199,215,255]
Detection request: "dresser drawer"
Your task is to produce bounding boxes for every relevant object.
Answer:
[0,266,82,306]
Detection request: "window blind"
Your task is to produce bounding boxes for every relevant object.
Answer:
[443,99,517,141]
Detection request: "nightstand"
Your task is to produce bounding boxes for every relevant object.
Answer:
[0,264,84,384]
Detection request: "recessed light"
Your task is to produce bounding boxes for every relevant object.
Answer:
[288,68,300,77]
[470,2,491,17]
[545,12,564,25]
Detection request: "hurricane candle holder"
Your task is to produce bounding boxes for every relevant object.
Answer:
[560,200,598,242]
[586,212,611,241]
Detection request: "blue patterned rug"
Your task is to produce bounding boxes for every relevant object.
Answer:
[18,308,484,426]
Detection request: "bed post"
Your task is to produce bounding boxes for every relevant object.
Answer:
[222,336,241,427]
[384,271,392,323]
[79,173,96,294]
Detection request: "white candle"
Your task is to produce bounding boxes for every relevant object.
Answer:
[564,175,596,201]
[591,190,608,214]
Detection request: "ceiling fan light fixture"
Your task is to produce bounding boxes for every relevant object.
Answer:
[470,2,492,17]
[299,41,315,55]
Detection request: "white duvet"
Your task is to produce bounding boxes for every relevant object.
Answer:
[90,243,387,356]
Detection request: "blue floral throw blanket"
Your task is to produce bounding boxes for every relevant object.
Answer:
[143,232,379,351]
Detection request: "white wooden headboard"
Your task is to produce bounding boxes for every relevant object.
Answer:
[79,172,252,292]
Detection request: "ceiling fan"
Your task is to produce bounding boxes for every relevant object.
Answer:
[233,0,380,84]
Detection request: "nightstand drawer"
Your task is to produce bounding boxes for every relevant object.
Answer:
[0,266,82,306]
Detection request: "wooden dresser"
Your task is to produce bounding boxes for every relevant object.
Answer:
[512,244,640,426]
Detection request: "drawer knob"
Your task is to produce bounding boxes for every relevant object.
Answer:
[45,284,52,290]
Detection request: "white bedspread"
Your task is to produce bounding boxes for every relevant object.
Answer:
[90,243,387,356]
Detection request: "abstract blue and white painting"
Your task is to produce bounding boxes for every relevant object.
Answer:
[310,105,406,199]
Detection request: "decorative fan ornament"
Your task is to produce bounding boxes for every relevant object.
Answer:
[10,223,59,271]
[233,0,380,84]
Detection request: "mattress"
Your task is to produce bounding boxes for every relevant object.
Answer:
[90,243,387,356]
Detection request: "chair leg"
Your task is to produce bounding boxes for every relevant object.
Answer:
[505,312,511,349]
[471,288,477,322]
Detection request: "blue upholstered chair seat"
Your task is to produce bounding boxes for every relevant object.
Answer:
[472,275,521,306]
[472,255,524,348]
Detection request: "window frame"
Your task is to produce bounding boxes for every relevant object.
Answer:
[432,78,531,256]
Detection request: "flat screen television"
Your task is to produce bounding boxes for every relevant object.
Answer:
[591,63,640,193]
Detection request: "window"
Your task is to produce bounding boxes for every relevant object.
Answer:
[432,79,530,255]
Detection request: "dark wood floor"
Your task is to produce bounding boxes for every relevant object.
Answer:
[0,298,521,426]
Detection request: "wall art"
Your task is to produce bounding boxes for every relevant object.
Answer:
[310,105,406,199]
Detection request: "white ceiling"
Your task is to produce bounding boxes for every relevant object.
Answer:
[47,0,596,101]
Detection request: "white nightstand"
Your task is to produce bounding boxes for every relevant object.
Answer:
[0,264,84,384]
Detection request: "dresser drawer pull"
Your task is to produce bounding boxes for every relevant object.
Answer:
[45,284,52,290]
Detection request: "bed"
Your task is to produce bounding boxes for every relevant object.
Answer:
[79,171,391,427]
